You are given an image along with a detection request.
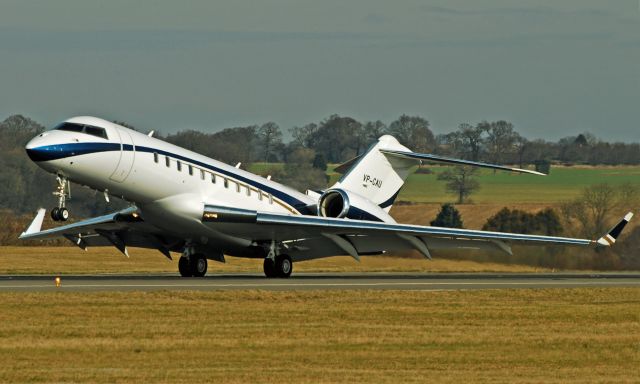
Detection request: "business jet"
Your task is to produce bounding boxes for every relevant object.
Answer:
[20,116,633,277]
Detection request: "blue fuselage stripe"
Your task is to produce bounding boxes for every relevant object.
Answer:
[28,142,322,215]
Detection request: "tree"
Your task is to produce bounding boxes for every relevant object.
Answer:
[278,148,328,192]
[307,115,363,162]
[258,122,282,162]
[430,203,463,228]
[484,120,518,165]
[290,123,317,148]
[444,123,485,160]
[387,115,435,152]
[561,183,639,238]
[437,166,480,204]
[513,134,528,169]
[312,153,327,171]
[482,208,563,236]
[363,120,387,144]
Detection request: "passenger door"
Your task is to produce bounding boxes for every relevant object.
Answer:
[109,128,135,183]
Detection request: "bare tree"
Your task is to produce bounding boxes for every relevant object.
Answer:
[258,122,282,162]
[561,183,639,237]
[437,166,480,204]
[444,123,486,160]
[484,120,518,165]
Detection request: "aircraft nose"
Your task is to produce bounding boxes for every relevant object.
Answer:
[25,134,51,162]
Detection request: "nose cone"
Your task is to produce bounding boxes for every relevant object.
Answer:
[25,134,53,162]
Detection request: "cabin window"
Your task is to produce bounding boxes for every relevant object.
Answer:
[211,173,216,183]
[200,170,205,180]
[153,153,159,163]
[224,179,229,188]
[165,156,170,167]
[177,161,182,171]
[188,165,193,175]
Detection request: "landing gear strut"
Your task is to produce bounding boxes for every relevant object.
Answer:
[51,176,70,222]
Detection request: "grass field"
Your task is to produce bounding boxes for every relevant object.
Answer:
[0,288,638,383]
[247,163,640,204]
[0,246,550,275]
[336,165,640,204]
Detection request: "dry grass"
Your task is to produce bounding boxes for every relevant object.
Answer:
[390,203,558,229]
[0,246,550,275]
[0,288,638,383]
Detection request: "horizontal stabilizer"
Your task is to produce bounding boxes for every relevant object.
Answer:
[596,212,634,247]
[380,149,546,175]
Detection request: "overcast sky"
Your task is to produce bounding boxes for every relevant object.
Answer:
[0,0,638,141]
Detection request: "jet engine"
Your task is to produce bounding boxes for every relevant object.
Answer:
[317,189,394,222]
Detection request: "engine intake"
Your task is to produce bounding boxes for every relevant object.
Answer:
[317,188,394,222]
[318,189,350,218]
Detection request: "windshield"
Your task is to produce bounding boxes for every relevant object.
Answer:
[55,122,108,140]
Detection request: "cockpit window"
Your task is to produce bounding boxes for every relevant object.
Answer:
[55,123,83,133]
[55,122,108,140]
[84,126,108,139]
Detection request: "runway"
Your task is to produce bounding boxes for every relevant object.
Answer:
[0,272,639,292]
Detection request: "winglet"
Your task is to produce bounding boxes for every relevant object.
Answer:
[596,212,633,247]
[20,208,46,238]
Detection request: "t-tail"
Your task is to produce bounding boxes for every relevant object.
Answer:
[333,135,545,212]
[331,135,417,212]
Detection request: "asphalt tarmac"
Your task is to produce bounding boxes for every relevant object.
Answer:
[0,272,639,292]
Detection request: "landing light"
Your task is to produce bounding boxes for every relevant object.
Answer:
[54,276,61,288]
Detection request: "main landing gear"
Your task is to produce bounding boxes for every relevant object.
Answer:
[263,254,292,278]
[51,176,70,222]
[178,253,208,277]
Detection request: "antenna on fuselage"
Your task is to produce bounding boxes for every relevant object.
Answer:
[235,162,241,169]
[147,130,155,137]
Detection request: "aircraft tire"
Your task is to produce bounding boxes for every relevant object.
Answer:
[263,258,277,278]
[59,207,69,221]
[51,207,60,221]
[178,256,192,277]
[275,254,292,278]
[191,254,208,277]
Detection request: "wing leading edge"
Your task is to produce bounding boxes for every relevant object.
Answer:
[19,206,174,259]
[202,205,633,260]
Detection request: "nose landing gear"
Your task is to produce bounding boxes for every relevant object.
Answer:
[51,176,70,222]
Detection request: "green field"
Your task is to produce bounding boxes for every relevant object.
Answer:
[1,288,638,383]
[249,163,640,204]
[358,166,640,204]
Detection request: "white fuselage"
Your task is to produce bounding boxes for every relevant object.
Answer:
[26,117,316,251]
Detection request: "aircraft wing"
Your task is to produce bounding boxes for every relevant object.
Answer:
[204,205,633,260]
[19,207,177,258]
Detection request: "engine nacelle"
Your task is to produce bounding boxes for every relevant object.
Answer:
[317,189,395,223]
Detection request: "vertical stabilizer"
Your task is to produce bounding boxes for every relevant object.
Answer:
[331,135,418,212]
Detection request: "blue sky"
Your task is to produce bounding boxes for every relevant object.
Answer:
[0,0,638,141]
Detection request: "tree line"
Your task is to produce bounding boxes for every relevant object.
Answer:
[2,113,639,215]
